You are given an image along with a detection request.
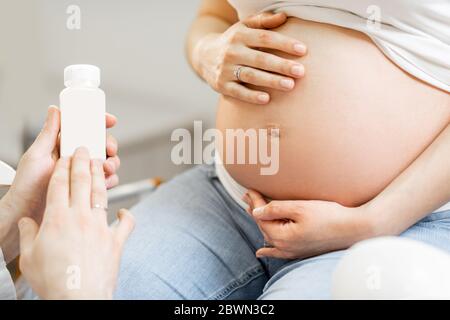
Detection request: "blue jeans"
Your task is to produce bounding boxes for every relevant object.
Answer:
[115,164,450,299]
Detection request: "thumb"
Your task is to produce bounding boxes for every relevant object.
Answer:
[111,209,135,252]
[244,12,287,29]
[247,190,267,210]
[30,106,61,155]
[256,247,293,260]
[18,217,39,254]
[253,201,300,221]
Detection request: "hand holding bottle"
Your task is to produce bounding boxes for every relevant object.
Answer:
[18,148,134,300]
[0,107,120,262]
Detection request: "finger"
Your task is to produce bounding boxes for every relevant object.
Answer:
[224,82,270,105]
[243,193,274,243]
[242,192,253,211]
[259,12,288,29]
[70,147,92,209]
[105,113,117,129]
[242,194,255,216]
[106,133,118,157]
[247,190,268,213]
[244,12,272,29]
[253,220,275,247]
[235,66,295,91]
[111,209,135,251]
[248,192,281,238]
[253,201,299,221]
[30,106,61,154]
[54,134,61,160]
[243,29,307,56]
[257,220,283,239]
[240,48,305,78]
[104,156,120,176]
[18,217,39,255]
[244,194,262,227]
[256,247,294,260]
[91,160,108,214]
[244,12,287,29]
[106,174,119,189]
[47,158,71,209]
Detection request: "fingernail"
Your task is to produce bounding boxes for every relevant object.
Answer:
[253,207,264,216]
[294,43,306,54]
[93,159,104,169]
[106,112,117,120]
[42,107,52,128]
[75,146,90,157]
[257,94,270,104]
[18,219,25,229]
[47,105,59,119]
[291,65,304,77]
[280,79,295,89]
[76,146,88,152]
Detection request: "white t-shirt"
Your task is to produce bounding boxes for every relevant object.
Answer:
[228,0,450,92]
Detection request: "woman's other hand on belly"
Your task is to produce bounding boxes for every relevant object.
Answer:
[192,12,307,104]
[243,190,379,260]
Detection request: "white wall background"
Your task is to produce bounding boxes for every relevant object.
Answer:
[0,0,218,183]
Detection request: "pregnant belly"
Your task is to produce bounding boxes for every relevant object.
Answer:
[216,18,450,207]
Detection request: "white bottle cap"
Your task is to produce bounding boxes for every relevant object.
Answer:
[64,64,101,87]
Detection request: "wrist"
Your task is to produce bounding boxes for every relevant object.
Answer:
[0,195,21,262]
[346,205,382,245]
[0,193,20,230]
[192,33,220,79]
[1,189,27,222]
[357,200,398,238]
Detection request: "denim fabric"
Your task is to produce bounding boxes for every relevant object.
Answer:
[115,164,450,300]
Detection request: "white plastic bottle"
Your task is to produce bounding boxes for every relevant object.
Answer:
[60,65,106,160]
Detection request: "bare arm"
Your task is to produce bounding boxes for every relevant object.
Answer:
[366,122,450,236]
[186,0,238,76]
[0,195,20,263]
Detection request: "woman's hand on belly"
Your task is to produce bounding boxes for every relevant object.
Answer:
[193,12,307,104]
[243,190,376,260]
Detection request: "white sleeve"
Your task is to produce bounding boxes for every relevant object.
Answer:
[0,247,16,300]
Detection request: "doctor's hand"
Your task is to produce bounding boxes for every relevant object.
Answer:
[18,148,134,300]
[243,190,375,260]
[3,106,120,224]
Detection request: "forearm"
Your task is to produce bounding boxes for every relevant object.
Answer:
[364,123,450,236]
[0,193,21,263]
[186,15,231,77]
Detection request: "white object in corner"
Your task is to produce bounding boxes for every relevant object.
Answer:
[0,160,15,186]
[332,237,450,299]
